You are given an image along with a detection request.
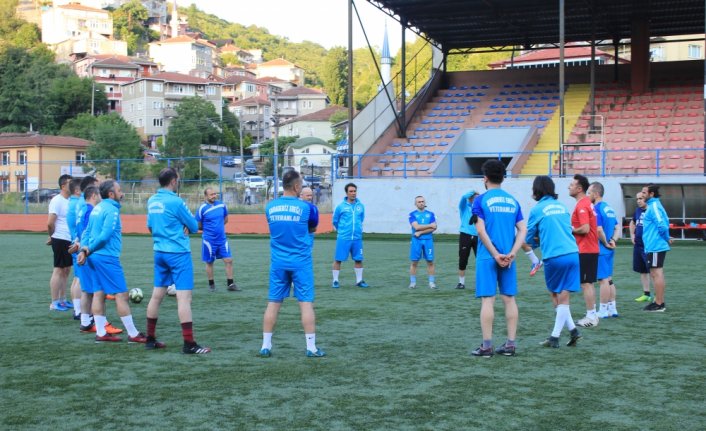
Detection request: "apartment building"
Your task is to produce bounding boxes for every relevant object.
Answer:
[149,35,215,79]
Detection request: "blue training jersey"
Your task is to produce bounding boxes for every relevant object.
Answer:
[196,200,228,244]
[526,195,578,260]
[266,196,318,270]
[409,209,436,240]
[642,197,670,253]
[458,191,478,236]
[84,199,122,257]
[332,198,364,240]
[67,195,79,241]
[147,188,198,254]
[594,201,618,255]
[472,188,523,261]
[632,206,646,246]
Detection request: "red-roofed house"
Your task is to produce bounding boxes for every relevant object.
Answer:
[149,35,216,78]
[255,58,305,86]
[221,75,272,104]
[230,96,271,144]
[275,87,329,122]
[120,72,223,144]
[0,133,91,193]
[489,45,629,69]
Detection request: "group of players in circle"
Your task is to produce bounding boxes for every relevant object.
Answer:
[45,161,671,358]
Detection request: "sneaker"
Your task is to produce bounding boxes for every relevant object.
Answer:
[495,343,516,356]
[634,294,652,302]
[597,310,610,319]
[408,282,416,289]
[50,302,70,312]
[208,284,216,293]
[128,332,148,343]
[145,337,166,350]
[306,348,326,357]
[259,348,272,358]
[356,280,370,288]
[62,300,73,308]
[227,283,241,292]
[183,343,211,354]
[456,283,465,290]
[105,294,115,300]
[79,323,96,333]
[332,280,340,289]
[471,345,494,358]
[429,282,438,290]
[540,336,560,348]
[643,302,666,312]
[576,315,599,328]
[73,313,81,320]
[529,261,543,276]
[95,334,122,343]
[104,323,123,335]
[566,329,582,347]
[608,308,619,318]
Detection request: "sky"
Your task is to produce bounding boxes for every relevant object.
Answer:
[186,0,416,52]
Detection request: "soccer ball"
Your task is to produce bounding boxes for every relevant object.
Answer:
[129,287,144,303]
[166,284,177,296]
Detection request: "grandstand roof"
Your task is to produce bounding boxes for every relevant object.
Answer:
[367,0,705,51]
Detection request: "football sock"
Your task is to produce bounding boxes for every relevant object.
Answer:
[505,339,516,347]
[208,279,215,287]
[80,313,92,327]
[587,308,597,318]
[558,304,576,331]
[599,303,608,313]
[332,270,340,282]
[227,279,233,286]
[147,317,157,338]
[429,275,435,283]
[482,339,492,349]
[181,322,194,343]
[262,332,273,350]
[525,249,540,265]
[608,301,618,314]
[459,276,465,285]
[410,275,416,284]
[94,315,107,337]
[120,315,139,337]
[305,333,316,352]
[72,298,81,316]
[354,268,363,283]
[551,307,564,338]
[643,290,650,296]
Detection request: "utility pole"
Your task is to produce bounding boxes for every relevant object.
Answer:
[91,80,95,116]
[271,95,280,200]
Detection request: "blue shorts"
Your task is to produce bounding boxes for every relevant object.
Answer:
[201,239,232,263]
[597,251,614,280]
[87,254,128,295]
[335,239,363,262]
[80,260,97,294]
[543,253,580,294]
[72,253,82,279]
[632,244,649,274]
[410,237,434,262]
[153,251,194,290]
[475,258,517,298]
[268,266,314,302]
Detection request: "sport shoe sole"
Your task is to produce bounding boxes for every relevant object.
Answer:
[306,348,326,357]
[576,317,599,328]
[95,335,122,343]
[540,337,560,348]
[145,339,166,350]
[259,348,272,357]
[566,331,582,347]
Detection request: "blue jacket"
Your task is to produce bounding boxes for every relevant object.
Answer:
[458,191,478,236]
[147,188,198,253]
[67,195,79,241]
[642,197,670,253]
[333,197,364,240]
[526,195,578,260]
[85,198,122,257]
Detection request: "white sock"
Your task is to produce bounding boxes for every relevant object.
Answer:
[525,249,540,265]
[80,313,92,327]
[262,332,273,350]
[305,333,316,352]
[608,301,617,313]
[332,270,340,283]
[94,315,107,337]
[551,306,565,338]
[73,298,81,316]
[459,276,465,284]
[599,303,608,312]
[562,305,576,331]
[587,308,597,318]
[354,267,363,283]
[120,315,139,337]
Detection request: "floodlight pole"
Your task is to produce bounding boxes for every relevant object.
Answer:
[558,0,566,177]
[272,95,280,200]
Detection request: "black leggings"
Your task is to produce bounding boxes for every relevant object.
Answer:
[458,232,478,271]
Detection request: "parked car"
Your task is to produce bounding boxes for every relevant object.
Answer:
[232,172,247,183]
[244,175,266,190]
[221,156,236,167]
[23,188,60,203]
[244,160,257,175]
[303,175,322,187]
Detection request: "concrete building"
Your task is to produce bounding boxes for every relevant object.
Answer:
[274,87,329,123]
[255,58,305,87]
[280,106,346,142]
[230,96,271,144]
[148,35,215,78]
[284,137,337,171]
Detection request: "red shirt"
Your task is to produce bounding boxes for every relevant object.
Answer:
[572,196,599,254]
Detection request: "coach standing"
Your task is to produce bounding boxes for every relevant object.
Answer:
[145,168,210,354]
[196,187,238,293]
[331,183,368,288]
[457,189,478,290]
[641,184,671,312]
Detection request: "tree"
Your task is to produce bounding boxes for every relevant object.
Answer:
[112,0,149,54]
[322,47,347,106]
[329,109,348,143]
[48,76,107,128]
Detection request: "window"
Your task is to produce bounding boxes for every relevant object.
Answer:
[153,118,163,127]
[206,86,216,95]
[1,179,8,193]
[138,118,143,127]
[153,83,163,92]
[1,151,8,165]
[302,101,312,109]
[650,47,664,61]
[137,102,143,111]
[688,44,701,59]
[153,101,162,109]
[17,177,25,193]
[76,152,86,165]
[17,151,27,165]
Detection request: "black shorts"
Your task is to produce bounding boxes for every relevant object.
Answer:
[646,251,667,269]
[51,238,73,268]
[458,232,478,270]
[578,253,598,284]
[632,244,649,274]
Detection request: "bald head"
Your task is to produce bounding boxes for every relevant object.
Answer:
[300,186,313,202]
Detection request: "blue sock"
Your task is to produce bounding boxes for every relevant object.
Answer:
[410,275,416,284]
[482,339,492,349]
[506,339,516,347]
[429,275,435,283]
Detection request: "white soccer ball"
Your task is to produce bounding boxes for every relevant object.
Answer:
[166,284,177,296]
[129,287,144,303]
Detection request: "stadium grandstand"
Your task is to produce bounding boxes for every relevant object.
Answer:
[334,0,705,238]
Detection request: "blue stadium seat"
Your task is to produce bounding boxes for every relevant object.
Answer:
[460,112,470,116]
[391,142,401,147]
[445,134,456,138]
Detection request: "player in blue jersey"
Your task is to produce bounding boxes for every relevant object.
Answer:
[408,196,437,289]
[331,183,368,288]
[76,181,146,344]
[300,186,318,245]
[641,184,671,312]
[66,178,83,318]
[629,192,653,302]
[196,187,237,293]
[260,170,323,358]
[145,168,209,354]
[589,182,621,319]
[457,189,478,289]
[470,160,526,358]
[526,176,582,348]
